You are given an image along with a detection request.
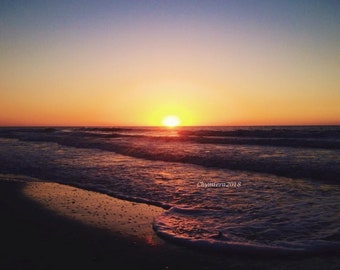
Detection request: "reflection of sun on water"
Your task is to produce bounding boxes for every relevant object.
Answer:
[162,115,180,128]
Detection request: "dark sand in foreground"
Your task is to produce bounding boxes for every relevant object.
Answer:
[0,177,339,270]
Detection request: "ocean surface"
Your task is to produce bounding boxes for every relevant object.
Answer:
[0,126,339,254]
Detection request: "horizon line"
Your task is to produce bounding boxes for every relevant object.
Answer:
[1,124,340,128]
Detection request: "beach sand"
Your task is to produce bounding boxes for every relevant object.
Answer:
[0,175,339,270]
[22,181,164,246]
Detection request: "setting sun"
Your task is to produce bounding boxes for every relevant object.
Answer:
[162,115,181,127]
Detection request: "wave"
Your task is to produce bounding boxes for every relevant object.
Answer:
[2,126,340,149]
[178,126,340,139]
[154,136,340,150]
[65,126,340,150]
[0,127,339,183]
[153,206,340,256]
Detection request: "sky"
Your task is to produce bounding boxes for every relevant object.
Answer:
[0,0,339,126]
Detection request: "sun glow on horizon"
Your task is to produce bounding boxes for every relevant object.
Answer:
[0,2,339,127]
[162,115,181,128]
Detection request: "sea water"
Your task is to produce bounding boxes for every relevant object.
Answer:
[0,126,339,254]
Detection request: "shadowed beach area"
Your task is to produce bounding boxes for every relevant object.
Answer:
[0,176,339,270]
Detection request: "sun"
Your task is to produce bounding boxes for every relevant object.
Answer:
[162,115,181,128]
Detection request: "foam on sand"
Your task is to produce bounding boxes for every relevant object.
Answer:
[22,181,165,246]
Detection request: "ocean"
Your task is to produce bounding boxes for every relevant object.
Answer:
[0,126,339,254]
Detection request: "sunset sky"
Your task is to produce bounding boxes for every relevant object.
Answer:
[1,0,339,126]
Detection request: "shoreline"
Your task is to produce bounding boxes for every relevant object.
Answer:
[1,175,339,269]
[0,178,191,269]
[22,181,165,246]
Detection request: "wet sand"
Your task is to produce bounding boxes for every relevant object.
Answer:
[0,177,339,270]
[22,181,164,246]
